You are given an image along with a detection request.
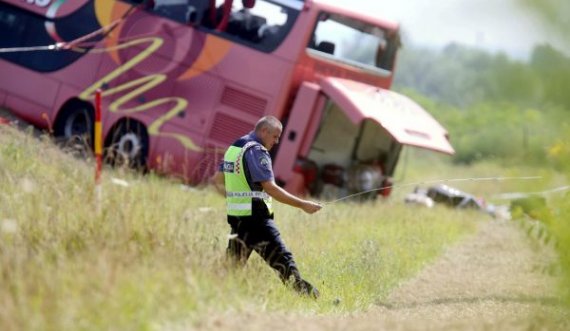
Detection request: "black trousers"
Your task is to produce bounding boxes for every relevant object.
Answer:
[226,215,302,283]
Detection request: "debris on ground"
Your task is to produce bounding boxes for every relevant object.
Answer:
[405,184,511,220]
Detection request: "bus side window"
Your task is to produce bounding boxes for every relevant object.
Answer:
[203,0,295,52]
[152,0,211,25]
[0,4,26,64]
[226,9,267,42]
[316,41,335,55]
[375,34,399,71]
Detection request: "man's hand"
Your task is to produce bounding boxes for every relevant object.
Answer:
[300,200,322,214]
[261,180,323,213]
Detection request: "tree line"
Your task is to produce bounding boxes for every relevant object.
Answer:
[392,43,570,168]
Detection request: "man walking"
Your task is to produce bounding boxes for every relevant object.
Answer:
[214,116,322,298]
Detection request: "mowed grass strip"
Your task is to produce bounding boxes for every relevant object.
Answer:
[0,125,478,330]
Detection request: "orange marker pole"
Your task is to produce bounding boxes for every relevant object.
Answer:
[95,89,103,213]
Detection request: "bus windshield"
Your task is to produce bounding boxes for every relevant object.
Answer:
[308,12,399,74]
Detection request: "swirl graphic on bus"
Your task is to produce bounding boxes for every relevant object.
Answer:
[80,0,232,152]
[44,0,66,42]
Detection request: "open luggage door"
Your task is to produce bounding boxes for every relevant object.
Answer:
[274,77,454,198]
[319,77,454,155]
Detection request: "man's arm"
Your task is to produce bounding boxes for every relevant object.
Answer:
[261,180,322,214]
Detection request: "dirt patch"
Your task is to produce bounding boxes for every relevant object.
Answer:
[199,219,568,331]
[367,218,566,330]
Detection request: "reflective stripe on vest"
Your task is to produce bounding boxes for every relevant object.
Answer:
[226,203,254,211]
[223,141,273,216]
[226,191,270,199]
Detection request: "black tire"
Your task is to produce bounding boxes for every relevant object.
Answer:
[53,103,95,154]
[105,120,149,170]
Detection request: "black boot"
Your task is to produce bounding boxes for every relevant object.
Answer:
[293,278,320,299]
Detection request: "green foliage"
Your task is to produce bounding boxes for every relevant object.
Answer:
[0,126,478,330]
[394,43,570,110]
[392,43,570,166]
[546,126,570,171]
[510,189,570,306]
[529,45,570,108]
[549,194,570,305]
[510,196,551,221]
[518,0,570,33]
[397,88,567,166]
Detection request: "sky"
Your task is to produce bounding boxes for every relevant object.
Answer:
[327,0,570,60]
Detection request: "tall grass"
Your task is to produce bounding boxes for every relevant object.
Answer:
[551,195,570,304]
[0,125,488,330]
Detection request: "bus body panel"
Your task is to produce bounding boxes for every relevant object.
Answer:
[1,61,58,108]
[3,0,90,18]
[5,93,51,127]
[0,0,454,198]
[273,81,322,185]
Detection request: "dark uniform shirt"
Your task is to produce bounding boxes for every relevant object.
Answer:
[242,132,274,184]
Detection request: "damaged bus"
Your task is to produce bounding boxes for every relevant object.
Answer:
[0,0,454,198]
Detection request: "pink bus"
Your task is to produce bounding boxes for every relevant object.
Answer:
[0,0,454,198]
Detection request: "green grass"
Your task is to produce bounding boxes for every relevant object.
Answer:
[0,125,507,330]
[518,187,570,307]
[551,196,570,304]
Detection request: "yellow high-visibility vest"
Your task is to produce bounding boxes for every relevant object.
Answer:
[223,141,273,216]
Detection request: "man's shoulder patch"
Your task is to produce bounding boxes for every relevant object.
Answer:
[259,156,271,170]
[223,161,235,173]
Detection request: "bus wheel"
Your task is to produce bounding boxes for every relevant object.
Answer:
[106,120,149,170]
[54,103,94,155]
